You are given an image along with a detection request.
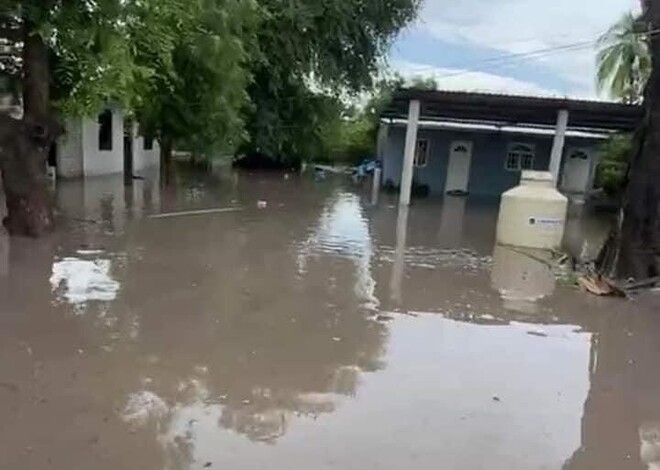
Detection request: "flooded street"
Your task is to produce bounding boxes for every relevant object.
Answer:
[1,171,660,470]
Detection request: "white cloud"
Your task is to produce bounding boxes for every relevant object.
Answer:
[394,60,562,97]
[412,0,639,97]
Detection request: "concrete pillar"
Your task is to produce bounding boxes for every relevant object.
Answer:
[399,100,421,206]
[549,109,569,184]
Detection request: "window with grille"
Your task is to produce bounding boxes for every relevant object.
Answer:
[505,143,535,171]
[414,139,429,167]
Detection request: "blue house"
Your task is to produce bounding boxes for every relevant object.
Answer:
[378,90,642,201]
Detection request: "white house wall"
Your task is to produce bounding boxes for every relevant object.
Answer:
[82,109,124,176]
[57,110,160,179]
[133,134,160,173]
[57,118,84,178]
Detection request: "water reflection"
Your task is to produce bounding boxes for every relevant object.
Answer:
[437,196,467,248]
[50,254,120,307]
[563,296,660,470]
[0,171,657,470]
[491,244,556,314]
[294,192,378,309]
[0,228,8,277]
[390,205,409,305]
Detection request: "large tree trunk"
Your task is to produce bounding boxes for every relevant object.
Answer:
[0,115,57,236]
[598,0,660,280]
[0,19,58,237]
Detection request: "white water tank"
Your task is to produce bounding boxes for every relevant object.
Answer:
[496,171,568,250]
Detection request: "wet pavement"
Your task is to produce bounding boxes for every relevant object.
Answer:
[1,170,659,470]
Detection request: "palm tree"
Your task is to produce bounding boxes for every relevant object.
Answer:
[596,11,650,104]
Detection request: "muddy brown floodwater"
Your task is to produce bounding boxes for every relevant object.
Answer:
[1,170,660,470]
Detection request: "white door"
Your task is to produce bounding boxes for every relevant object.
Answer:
[445,141,473,193]
[561,149,591,193]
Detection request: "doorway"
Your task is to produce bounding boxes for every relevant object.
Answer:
[445,141,473,194]
[123,121,133,183]
[561,148,591,193]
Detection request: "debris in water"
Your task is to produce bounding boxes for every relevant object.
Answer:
[121,391,168,426]
[149,207,242,219]
[492,396,501,402]
[77,249,105,255]
[257,200,268,209]
[376,314,394,322]
[527,331,548,338]
[204,463,213,468]
[578,274,625,297]
[624,276,660,291]
[332,337,342,342]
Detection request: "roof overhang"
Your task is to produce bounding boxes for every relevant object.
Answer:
[384,118,612,140]
[381,89,644,133]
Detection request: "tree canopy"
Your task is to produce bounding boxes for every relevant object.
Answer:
[240,0,422,163]
[3,0,421,161]
[0,0,421,235]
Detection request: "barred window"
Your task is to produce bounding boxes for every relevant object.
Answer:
[506,143,535,171]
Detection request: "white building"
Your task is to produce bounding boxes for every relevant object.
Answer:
[55,107,160,179]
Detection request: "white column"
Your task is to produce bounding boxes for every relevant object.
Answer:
[399,99,421,206]
[549,109,569,184]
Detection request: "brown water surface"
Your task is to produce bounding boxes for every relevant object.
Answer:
[0,171,658,470]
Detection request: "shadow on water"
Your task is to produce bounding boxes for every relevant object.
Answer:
[0,169,658,469]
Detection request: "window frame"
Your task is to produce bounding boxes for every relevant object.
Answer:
[505,142,535,172]
[567,148,590,161]
[414,139,430,168]
[143,135,154,151]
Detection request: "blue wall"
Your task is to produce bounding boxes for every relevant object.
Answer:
[381,126,602,197]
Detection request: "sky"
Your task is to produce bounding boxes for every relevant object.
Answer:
[391,0,640,99]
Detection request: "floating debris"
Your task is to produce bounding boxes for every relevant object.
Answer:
[149,207,242,219]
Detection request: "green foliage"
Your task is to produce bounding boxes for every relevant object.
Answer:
[597,11,650,104]
[408,76,439,91]
[135,0,258,158]
[595,134,632,195]
[6,0,420,162]
[313,73,435,165]
[242,0,422,163]
[0,11,21,99]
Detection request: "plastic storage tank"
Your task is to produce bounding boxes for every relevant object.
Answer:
[496,171,568,250]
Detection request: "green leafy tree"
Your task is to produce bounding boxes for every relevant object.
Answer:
[322,74,435,165]
[597,11,650,104]
[0,0,254,235]
[0,0,146,236]
[595,134,633,195]
[241,0,421,165]
[134,0,257,174]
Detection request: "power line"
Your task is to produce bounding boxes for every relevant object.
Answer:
[402,27,660,81]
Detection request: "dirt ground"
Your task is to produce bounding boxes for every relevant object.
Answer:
[0,170,658,470]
